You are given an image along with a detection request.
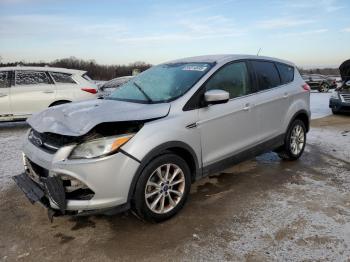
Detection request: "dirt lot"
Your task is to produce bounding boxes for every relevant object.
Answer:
[0,115,349,261]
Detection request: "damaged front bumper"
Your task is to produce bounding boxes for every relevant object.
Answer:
[13,135,140,219]
[13,172,66,219]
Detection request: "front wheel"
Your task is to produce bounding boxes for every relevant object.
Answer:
[278,119,306,161]
[132,154,191,223]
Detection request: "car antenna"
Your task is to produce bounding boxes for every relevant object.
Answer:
[257,48,262,56]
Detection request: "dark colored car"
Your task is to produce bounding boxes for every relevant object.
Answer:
[329,60,350,114]
[302,74,337,92]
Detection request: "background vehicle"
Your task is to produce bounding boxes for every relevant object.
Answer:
[302,74,337,92]
[0,66,98,121]
[98,76,133,98]
[329,59,350,114]
[14,55,310,223]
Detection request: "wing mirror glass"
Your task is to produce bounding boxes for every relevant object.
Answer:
[204,89,229,105]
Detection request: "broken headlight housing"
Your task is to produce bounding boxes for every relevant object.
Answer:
[69,134,134,159]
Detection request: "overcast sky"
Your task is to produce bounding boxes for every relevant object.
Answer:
[0,0,349,68]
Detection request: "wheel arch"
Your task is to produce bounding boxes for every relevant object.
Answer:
[49,100,71,107]
[287,110,310,133]
[127,141,200,202]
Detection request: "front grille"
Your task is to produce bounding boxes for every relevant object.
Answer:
[29,129,77,153]
[340,93,350,103]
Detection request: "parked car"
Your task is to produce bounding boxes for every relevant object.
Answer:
[302,74,337,92]
[0,66,98,121]
[13,55,311,223]
[98,76,134,98]
[329,59,350,114]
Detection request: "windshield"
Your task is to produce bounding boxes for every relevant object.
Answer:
[108,62,213,103]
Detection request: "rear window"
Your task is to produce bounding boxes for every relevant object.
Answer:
[0,71,10,88]
[15,71,51,86]
[251,61,281,90]
[82,73,93,82]
[276,63,294,84]
[50,72,76,84]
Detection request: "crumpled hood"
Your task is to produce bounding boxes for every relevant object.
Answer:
[27,99,170,136]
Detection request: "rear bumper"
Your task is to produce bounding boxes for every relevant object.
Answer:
[329,98,350,112]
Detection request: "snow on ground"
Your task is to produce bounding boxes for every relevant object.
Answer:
[310,91,332,119]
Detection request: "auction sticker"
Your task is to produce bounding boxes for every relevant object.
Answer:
[182,65,208,72]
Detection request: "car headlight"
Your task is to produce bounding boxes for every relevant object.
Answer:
[330,91,339,99]
[69,134,134,159]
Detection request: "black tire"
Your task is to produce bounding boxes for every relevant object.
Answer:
[332,109,340,115]
[132,153,191,223]
[49,101,71,107]
[278,119,306,161]
[318,83,329,93]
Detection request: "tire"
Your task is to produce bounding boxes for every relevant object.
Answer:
[132,153,191,223]
[332,109,340,115]
[318,83,329,93]
[278,119,306,161]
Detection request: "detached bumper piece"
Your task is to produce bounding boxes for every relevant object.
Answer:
[42,176,67,214]
[13,173,66,214]
[13,173,45,204]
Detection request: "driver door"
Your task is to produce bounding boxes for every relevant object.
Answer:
[197,61,260,171]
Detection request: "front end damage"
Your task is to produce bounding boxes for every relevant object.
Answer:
[13,121,145,221]
[13,99,171,221]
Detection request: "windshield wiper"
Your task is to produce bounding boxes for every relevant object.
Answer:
[133,82,153,102]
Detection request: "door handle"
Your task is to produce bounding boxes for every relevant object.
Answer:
[243,103,250,111]
[283,92,289,98]
[0,93,8,98]
[42,90,54,94]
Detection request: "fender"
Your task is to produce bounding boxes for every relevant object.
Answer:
[286,109,310,133]
[126,141,200,202]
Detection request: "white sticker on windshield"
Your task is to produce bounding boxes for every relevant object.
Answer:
[182,65,208,72]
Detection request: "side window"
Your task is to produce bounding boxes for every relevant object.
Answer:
[205,62,253,99]
[15,71,51,86]
[0,71,10,88]
[276,63,294,84]
[50,72,76,84]
[251,61,281,90]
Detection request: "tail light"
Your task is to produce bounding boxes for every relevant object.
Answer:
[302,83,311,91]
[81,88,97,94]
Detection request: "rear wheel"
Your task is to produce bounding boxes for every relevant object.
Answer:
[318,83,329,93]
[278,119,306,161]
[132,154,191,223]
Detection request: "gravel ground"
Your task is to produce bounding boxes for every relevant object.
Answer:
[0,104,349,261]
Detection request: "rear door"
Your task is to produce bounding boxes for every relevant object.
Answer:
[11,70,56,117]
[0,71,12,119]
[198,61,260,168]
[250,60,293,140]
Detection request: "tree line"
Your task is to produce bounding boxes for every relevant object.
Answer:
[0,56,341,79]
[0,57,152,80]
[299,67,340,76]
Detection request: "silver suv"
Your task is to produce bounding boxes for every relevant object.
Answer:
[13,55,311,222]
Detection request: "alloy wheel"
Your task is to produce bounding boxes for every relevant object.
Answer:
[144,164,186,214]
[290,124,305,155]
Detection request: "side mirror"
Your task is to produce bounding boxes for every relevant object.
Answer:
[204,89,229,105]
[346,80,350,87]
